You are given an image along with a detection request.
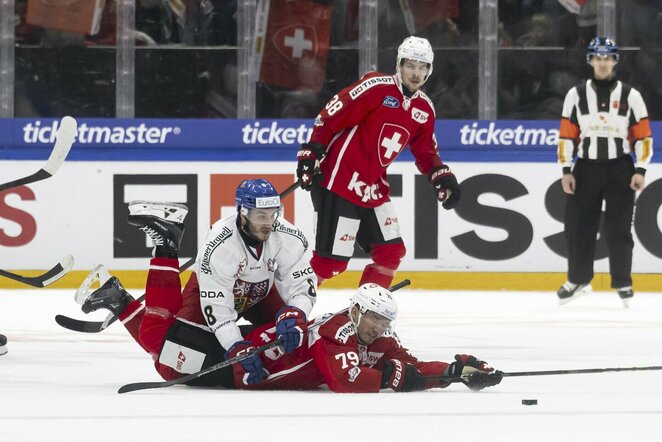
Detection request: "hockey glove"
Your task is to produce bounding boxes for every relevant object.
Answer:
[296,142,326,190]
[380,359,426,392]
[429,165,461,210]
[445,354,503,391]
[275,306,308,353]
[225,340,267,385]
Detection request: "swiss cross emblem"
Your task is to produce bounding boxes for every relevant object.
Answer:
[377,123,410,167]
[612,100,619,109]
[273,25,317,61]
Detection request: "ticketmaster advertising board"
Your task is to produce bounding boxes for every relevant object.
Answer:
[1,119,661,286]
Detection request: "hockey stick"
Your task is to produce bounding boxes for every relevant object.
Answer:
[0,254,74,287]
[118,279,412,394]
[279,180,301,199]
[55,257,196,333]
[0,116,77,192]
[118,339,283,394]
[432,365,662,385]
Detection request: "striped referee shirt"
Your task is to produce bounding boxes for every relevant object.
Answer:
[557,79,653,173]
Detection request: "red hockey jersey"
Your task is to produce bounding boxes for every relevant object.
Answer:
[309,71,443,208]
[235,310,449,392]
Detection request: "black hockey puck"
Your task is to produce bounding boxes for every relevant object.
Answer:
[522,399,538,405]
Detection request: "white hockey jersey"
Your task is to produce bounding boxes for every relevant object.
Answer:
[195,215,317,350]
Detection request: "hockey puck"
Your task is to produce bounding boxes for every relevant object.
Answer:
[522,399,538,406]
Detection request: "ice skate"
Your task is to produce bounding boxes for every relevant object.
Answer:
[616,287,634,309]
[127,201,188,257]
[557,282,591,305]
[80,275,134,316]
[0,333,7,356]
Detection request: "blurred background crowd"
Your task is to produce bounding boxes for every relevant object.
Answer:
[6,0,662,120]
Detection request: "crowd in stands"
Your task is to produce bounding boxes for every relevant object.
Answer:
[11,0,662,120]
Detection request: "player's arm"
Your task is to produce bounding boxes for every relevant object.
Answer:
[298,74,385,189]
[410,113,461,210]
[272,225,317,352]
[627,89,653,174]
[196,248,243,350]
[558,86,580,173]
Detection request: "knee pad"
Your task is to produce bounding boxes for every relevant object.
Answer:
[371,243,406,271]
[311,251,349,280]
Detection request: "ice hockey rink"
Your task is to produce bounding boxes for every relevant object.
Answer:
[2,287,662,442]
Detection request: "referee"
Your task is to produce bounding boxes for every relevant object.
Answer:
[556,37,653,307]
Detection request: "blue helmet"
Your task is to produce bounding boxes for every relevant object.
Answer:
[235,179,281,210]
[586,37,619,62]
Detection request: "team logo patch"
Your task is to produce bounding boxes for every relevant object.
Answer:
[377,123,410,167]
[411,107,429,124]
[382,96,400,108]
[612,100,619,109]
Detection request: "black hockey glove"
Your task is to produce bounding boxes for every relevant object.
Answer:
[445,354,503,391]
[380,359,426,392]
[429,165,461,210]
[296,142,326,191]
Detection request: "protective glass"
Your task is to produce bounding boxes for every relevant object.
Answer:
[243,207,281,225]
[361,310,394,333]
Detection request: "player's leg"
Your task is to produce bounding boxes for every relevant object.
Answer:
[559,160,604,302]
[356,200,406,288]
[604,158,636,305]
[309,185,360,285]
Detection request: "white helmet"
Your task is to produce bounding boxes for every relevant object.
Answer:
[350,283,398,323]
[396,36,434,82]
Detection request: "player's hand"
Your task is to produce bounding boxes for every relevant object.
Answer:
[446,354,502,391]
[429,165,461,209]
[225,340,267,385]
[380,359,426,392]
[630,173,645,191]
[275,306,307,353]
[561,173,576,194]
[296,142,326,190]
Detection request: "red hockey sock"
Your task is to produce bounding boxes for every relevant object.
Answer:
[359,263,396,288]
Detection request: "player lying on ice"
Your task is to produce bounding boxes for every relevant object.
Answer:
[74,184,502,392]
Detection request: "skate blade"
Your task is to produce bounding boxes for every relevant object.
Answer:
[74,265,112,305]
[558,286,592,306]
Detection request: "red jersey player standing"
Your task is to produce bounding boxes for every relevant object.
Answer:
[296,36,461,288]
[233,283,502,392]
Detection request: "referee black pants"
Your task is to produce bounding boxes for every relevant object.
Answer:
[564,156,636,289]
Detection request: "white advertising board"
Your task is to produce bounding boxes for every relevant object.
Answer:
[1,160,661,273]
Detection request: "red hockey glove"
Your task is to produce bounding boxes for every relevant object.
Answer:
[225,340,267,385]
[380,359,426,392]
[296,142,325,190]
[429,165,461,209]
[446,354,502,391]
[275,306,307,353]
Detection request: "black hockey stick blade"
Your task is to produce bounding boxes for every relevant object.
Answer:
[389,279,411,292]
[0,116,77,192]
[0,255,74,287]
[279,180,300,198]
[118,339,283,394]
[55,257,195,333]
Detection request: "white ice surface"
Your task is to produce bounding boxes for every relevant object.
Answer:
[1,288,662,442]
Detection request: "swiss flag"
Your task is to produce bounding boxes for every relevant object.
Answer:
[255,0,332,91]
[377,124,410,167]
